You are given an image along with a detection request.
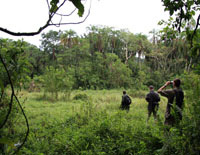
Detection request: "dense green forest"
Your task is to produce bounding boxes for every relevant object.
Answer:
[1,0,200,154]
[2,24,199,90]
[1,23,200,154]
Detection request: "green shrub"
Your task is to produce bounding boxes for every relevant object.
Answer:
[36,66,74,101]
[73,93,89,101]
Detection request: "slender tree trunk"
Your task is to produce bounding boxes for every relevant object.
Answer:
[124,43,133,64]
[187,58,192,72]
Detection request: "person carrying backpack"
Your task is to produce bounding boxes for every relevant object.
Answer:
[145,85,160,122]
[158,78,184,126]
[120,90,132,112]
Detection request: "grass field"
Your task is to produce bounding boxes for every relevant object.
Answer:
[9,90,175,154]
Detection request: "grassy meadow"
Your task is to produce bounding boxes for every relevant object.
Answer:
[11,89,174,155]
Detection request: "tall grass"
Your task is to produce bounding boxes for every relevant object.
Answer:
[3,86,200,154]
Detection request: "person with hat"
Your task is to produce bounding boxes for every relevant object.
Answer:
[146,85,160,122]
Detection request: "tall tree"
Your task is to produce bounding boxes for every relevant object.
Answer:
[40,30,62,62]
[23,42,47,78]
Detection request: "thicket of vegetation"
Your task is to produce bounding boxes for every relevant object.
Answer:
[3,23,199,91]
[0,18,200,154]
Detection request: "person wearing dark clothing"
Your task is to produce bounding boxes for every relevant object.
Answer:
[120,91,132,111]
[146,85,160,121]
[158,78,184,126]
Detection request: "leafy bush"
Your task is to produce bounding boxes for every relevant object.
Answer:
[0,93,24,154]
[0,39,31,154]
[37,66,74,101]
[73,93,89,101]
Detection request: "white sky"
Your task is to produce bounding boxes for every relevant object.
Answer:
[0,0,170,47]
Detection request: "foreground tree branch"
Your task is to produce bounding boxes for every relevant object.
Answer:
[13,95,29,154]
[0,54,15,129]
[161,0,200,46]
[0,52,30,154]
[190,14,200,47]
[0,0,90,36]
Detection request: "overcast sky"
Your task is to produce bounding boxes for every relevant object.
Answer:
[0,0,170,47]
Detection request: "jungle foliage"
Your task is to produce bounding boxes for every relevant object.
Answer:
[0,23,200,154]
[1,0,200,153]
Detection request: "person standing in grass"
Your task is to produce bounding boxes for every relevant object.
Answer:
[145,85,160,122]
[158,78,184,126]
[120,91,132,112]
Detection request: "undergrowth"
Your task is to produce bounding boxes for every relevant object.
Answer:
[2,83,200,154]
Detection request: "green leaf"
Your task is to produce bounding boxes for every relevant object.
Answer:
[70,0,84,17]
[50,0,59,13]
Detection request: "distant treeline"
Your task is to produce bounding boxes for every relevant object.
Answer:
[0,25,200,91]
